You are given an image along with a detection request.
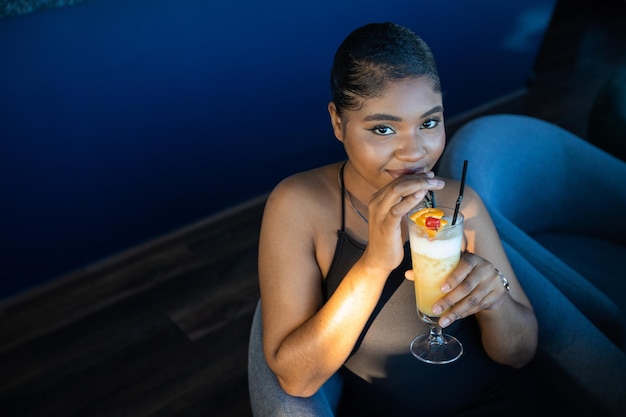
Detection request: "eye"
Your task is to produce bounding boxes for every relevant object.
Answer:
[369,125,396,136]
[422,118,441,129]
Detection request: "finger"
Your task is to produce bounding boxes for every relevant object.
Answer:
[433,254,489,321]
[404,269,415,281]
[374,173,444,205]
[439,254,476,294]
[389,179,445,219]
[438,268,511,327]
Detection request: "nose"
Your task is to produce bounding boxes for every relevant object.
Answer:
[396,131,426,161]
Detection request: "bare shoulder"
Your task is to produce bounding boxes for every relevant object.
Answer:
[436,178,485,213]
[266,163,341,213]
[262,163,341,244]
[458,184,488,219]
[434,179,493,236]
[258,162,343,297]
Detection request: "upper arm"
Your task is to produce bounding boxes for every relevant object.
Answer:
[461,186,534,310]
[258,176,327,359]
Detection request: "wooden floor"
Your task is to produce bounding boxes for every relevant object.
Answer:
[1,2,625,416]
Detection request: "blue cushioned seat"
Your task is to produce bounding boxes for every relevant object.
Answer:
[439,114,626,348]
[502,240,626,416]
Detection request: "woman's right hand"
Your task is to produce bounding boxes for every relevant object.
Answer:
[362,172,444,273]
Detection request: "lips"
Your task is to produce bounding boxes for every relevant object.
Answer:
[386,167,427,178]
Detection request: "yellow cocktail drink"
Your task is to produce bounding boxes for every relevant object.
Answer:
[408,207,464,317]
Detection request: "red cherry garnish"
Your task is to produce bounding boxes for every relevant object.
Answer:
[425,217,441,229]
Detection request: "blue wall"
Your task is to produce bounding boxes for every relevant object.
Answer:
[0,0,557,300]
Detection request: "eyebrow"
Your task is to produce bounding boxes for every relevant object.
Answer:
[362,105,444,122]
[422,105,444,118]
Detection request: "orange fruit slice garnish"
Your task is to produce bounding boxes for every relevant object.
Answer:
[409,207,448,238]
[410,207,444,224]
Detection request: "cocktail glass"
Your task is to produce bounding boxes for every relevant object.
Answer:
[408,206,464,364]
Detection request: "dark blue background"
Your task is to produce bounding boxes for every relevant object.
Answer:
[0,0,557,300]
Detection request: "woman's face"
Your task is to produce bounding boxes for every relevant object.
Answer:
[329,77,445,195]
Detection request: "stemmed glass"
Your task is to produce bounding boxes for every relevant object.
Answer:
[407,206,464,364]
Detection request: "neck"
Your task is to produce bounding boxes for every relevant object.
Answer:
[345,188,369,224]
[338,161,370,224]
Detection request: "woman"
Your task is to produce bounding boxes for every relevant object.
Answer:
[258,22,538,416]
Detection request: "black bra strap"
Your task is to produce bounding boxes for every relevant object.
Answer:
[339,160,347,231]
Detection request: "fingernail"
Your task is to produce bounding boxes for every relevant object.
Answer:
[432,305,442,315]
[440,317,450,327]
[427,178,444,187]
[441,283,450,292]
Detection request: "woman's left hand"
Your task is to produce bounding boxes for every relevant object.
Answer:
[405,252,510,328]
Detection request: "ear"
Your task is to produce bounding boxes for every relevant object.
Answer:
[328,102,345,143]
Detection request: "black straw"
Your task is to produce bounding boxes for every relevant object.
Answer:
[428,190,436,208]
[452,160,468,225]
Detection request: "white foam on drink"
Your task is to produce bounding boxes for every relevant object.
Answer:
[409,232,462,259]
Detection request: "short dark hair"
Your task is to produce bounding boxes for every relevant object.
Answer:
[330,22,441,116]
